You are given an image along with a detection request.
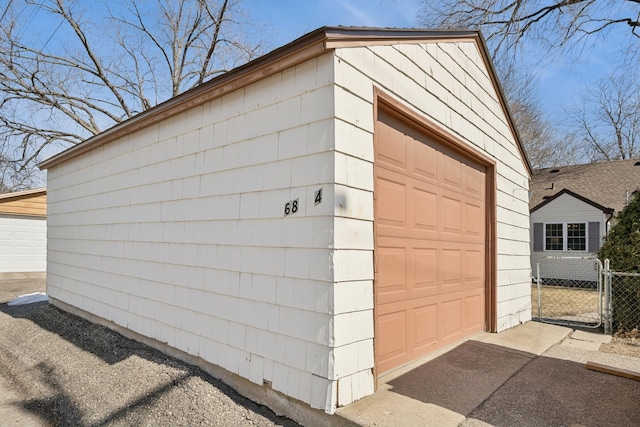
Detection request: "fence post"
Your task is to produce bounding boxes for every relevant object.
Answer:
[603,259,611,334]
[536,259,542,320]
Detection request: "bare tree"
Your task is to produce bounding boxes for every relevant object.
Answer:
[564,72,640,161]
[0,0,267,188]
[418,0,630,167]
[0,142,41,193]
[497,63,570,168]
[420,0,640,61]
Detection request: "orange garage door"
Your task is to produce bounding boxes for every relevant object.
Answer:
[374,109,487,375]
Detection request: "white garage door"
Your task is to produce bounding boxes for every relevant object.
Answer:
[0,216,47,273]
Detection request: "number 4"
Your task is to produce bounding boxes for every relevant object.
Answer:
[314,188,322,205]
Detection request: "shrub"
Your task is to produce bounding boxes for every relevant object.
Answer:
[599,191,640,271]
[599,191,640,331]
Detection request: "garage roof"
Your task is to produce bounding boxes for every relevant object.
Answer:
[0,187,46,201]
[0,187,47,217]
[39,26,531,175]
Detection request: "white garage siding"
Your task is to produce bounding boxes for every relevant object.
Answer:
[46,53,340,412]
[41,28,531,415]
[0,215,47,273]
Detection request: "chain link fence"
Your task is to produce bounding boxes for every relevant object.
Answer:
[533,257,640,335]
[604,267,640,334]
[534,257,602,328]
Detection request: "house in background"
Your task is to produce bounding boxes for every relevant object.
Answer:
[529,159,640,279]
[39,27,531,419]
[0,187,47,273]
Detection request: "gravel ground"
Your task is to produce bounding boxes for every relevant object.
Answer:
[600,329,640,358]
[0,277,299,427]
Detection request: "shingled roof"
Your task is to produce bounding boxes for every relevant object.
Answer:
[529,159,640,215]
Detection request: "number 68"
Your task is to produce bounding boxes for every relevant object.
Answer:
[284,199,299,216]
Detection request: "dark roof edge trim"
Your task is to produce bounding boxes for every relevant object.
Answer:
[530,188,615,215]
[0,187,46,201]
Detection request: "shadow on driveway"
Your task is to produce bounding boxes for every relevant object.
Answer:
[388,340,640,427]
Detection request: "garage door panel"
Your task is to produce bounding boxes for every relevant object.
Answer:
[438,186,481,243]
[377,166,487,244]
[378,171,442,241]
[376,115,407,171]
[376,244,407,303]
[375,174,407,230]
[441,152,463,191]
[464,165,485,197]
[377,240,444,303]
[412,303,438,350]
[440,298,463,340]
[376,309,408,368]
[441,196,462,237]
[465,202,483,239]
[413,247,437,291]
[441,248,462,286]
[411,135,438,182]
[463,293,484,331]
[413,187,437,233]
[464,249,483,284]
[376,296,443,373]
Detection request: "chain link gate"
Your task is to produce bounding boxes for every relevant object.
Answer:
[534,256,603,328]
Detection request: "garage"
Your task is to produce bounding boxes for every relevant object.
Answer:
[0,188,47,273]
[40,27,531,415]
[374,106,492,375]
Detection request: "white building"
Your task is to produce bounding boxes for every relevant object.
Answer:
[0,188,47,273]
[529,160,640,281]
[40,27,532,418]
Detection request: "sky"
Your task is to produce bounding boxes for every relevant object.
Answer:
[255,0,420,37]
[20,0,629,129]
[251,0,626,124]
[9,0,632,171]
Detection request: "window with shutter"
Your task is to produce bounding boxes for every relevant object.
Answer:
[533,223,543,252]
[534,222,593,252]
[588,222,600,252]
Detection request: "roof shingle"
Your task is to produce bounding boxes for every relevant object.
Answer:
[529,159,640,215]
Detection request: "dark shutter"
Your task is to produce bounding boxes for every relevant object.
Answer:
[533,222,543,252]
[588,222,600,253]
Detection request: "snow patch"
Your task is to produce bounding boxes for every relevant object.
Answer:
[7,292,49,306]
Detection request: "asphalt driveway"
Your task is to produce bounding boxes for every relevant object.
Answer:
[387,341,640,427]
[339,322,640,427]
